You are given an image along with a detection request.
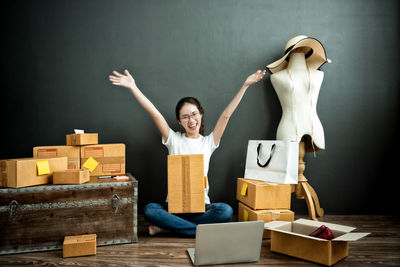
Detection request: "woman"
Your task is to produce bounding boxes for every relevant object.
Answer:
[109,68,266,236]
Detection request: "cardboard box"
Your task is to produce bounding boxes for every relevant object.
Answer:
[168,154,205,213]
[63,234,96,258]
[53,169,90,184]
[264,219,370,266]
[236,178,291,210]
[238,202,294,238]
[0,157,68,188]
[0,161,6,187]
[80,144,125,176]
[33,145,81,169]
[66,133,98,146]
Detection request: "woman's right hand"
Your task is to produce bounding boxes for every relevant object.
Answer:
[109,69,136,89]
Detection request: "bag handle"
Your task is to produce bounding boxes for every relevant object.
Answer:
[257,143,276,168]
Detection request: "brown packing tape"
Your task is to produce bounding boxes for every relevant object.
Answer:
[1,172,6,187]
[186,157,193,212]
[182,156,191,213]
[81,156,124,165]
[0,161,8,187]
[271,211,281,221]
[1,160,6,170]
[69,135,76,145]
[68,158,81,168]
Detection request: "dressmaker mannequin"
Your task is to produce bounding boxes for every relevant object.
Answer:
[271,49,325,152]
[267,36,329,220]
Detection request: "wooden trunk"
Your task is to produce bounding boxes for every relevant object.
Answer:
[0,174,138,255]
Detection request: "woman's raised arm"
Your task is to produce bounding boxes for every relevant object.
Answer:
[109,69,170,142]
[212,70,266,146]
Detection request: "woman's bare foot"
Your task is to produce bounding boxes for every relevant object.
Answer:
[148,225,165,236]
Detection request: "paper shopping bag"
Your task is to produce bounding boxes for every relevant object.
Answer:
[244,140,298,184]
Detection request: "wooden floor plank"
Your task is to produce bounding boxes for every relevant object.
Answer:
[0,215,399,266]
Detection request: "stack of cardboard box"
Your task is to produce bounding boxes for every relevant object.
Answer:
[0,131,134,259]
[0,131,125,188]
[236,177,294,238]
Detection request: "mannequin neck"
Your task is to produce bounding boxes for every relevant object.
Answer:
[287,52,307,70]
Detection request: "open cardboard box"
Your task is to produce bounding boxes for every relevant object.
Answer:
[264,219,370,266]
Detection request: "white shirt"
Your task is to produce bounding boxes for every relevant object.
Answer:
[162,129,219,204]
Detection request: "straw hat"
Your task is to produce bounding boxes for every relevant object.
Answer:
[266,35,329,74]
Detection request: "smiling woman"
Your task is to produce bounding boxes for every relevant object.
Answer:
[175,97,204,138]
[108,68,266,236]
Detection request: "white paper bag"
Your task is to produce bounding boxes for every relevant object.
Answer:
[244,140,299,184]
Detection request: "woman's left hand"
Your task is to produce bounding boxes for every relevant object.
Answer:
[244,70,267,86]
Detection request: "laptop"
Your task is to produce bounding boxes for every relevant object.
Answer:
[187,221,264,266]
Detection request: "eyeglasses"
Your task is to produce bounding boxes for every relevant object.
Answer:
[180,111,201,122]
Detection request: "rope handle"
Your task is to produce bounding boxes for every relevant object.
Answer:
[256,143,276,168]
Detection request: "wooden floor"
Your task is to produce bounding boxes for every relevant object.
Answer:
[0,215,399,266]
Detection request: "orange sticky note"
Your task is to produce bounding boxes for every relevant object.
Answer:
[243,209,249,221]
[241,183,248,196]
[36,160,50,175]
[83,157,99,173]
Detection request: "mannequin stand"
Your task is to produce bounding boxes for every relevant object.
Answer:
[292,141,324,221]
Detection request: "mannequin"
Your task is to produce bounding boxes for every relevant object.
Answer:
[267,36,329,220]
[270,47,325,153]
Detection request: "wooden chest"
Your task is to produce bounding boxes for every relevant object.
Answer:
[0,174,138,255]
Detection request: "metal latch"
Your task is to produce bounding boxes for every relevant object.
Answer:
[111,194,120,213]
[8,200,19,218]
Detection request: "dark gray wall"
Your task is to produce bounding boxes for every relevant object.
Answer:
[2,0,399,214]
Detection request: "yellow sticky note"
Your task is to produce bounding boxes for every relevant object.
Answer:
[241,183,248,196]
[37,160,50,175]
[243,209,248,221]
[83,157,99,173]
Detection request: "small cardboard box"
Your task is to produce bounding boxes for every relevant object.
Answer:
[33,145,81,169]
[168,154,205,213]
[236,178,291,210]
[264,219,370,266]
[80,144,125,176]
[63,234,96,258]
[66,133,98,146]
[53,169,90,184]
[238,202,294,238]
[0,157,68,188]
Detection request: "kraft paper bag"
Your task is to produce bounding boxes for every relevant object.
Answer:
[244,140,299,184]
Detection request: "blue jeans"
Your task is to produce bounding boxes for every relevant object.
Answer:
[143,202,233,237]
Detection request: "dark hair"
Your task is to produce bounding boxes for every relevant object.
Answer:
[175,97,204,136]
